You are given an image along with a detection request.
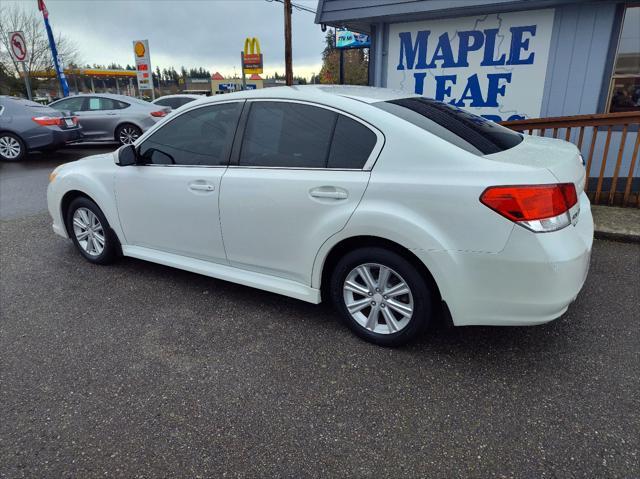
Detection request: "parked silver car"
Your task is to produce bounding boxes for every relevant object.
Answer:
[48,93,170,145]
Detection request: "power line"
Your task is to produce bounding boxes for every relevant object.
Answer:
[265,0,316,14]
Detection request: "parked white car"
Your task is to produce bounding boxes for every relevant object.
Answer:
[152,94,202,110]
[47,86,593,346]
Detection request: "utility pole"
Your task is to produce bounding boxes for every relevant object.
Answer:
[284,0,293,86]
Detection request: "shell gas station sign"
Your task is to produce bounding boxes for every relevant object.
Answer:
[133,39,153,92]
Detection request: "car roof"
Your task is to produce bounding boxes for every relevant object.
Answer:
[186,85,417,108]
[154,94,203,100]
[300,85,418,103]
[0,95,44,106]
[53,93,150,103]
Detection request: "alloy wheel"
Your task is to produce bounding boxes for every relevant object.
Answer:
[119,126,140,145]
[343,263,414,334]
[0,135,21,159]
[72,207,105,256]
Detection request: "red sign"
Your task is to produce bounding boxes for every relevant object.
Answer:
[9,31,28,62]
[243,54,263,71]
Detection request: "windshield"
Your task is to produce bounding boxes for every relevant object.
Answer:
[374,97,523,155]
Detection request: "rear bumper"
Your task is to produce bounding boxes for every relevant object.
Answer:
[417,193,594,326]
[50,128,83,148]
[25,127,83,150]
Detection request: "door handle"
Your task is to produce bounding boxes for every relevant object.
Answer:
[105,112,117,116]
[189,183,215,192]
[309,186,348,200]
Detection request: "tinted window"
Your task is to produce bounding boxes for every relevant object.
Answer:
[83,97,128,111]
[51,96,84,112]
[154,98,172,108]
[139,102,242,166]
[240,102,336,168]
[327,116,377,169]
[375,98,522,155]
[179,97,197,107]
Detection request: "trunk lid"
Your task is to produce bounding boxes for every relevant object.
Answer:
[484,135,586,195]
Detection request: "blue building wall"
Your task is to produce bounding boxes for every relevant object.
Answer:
[540,1,620,117]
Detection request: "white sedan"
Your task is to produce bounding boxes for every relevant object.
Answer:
[47,86,593,346]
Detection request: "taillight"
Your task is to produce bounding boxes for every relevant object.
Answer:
[32,116,63,126]
[480,183,578,233]
[150,111,166,117]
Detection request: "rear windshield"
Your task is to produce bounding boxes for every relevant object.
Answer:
[374,97,522,155]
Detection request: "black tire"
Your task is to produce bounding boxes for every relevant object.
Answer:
[115,124,142,145]
[329,247,433,347]
[65,197,118,265]
[0,132,26,161]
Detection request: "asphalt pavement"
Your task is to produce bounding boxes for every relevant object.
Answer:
[0,150,639,478]
[0,145,116,220]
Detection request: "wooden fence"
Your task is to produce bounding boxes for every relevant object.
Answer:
[502,111,640,208]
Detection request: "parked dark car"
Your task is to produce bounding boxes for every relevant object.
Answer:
[0,96,82,161]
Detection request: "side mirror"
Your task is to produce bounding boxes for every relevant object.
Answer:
[117,144,138,166]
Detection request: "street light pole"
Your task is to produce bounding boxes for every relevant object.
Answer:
[284,0,293,86]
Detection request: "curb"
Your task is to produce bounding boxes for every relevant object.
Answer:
[594,230,640,244]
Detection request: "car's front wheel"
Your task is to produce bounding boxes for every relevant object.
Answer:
[66,197,118,264]
[0,132,26,161]
[116,124,142,145]
[330,247,433,346]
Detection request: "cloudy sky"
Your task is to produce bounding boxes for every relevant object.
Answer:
[5,0,326,79]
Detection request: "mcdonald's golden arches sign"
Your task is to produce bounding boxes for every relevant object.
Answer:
[242,37,263,74]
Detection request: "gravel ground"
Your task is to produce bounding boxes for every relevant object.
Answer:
[0,209,638,478]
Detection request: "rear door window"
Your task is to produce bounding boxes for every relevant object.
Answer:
[239,101,336,168]
[375,97,522,155]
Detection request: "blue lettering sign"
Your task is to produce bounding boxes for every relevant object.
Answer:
[508,25,536,65]
[480,29,506,66]
[395,21,540,120]
[485,73,512,106]
[397,30,430,70]
[456,30,484,67]
[435,75,457,101]
[453,74,485,107]
[426,33,457,68]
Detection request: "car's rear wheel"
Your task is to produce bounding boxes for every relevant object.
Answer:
[0,132,26,161]
[116,124,141,145]
[330,247,433,346]
[66,197,118,265]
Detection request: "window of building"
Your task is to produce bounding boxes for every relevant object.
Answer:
[139,102,242,166]
[607,6,640,113]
